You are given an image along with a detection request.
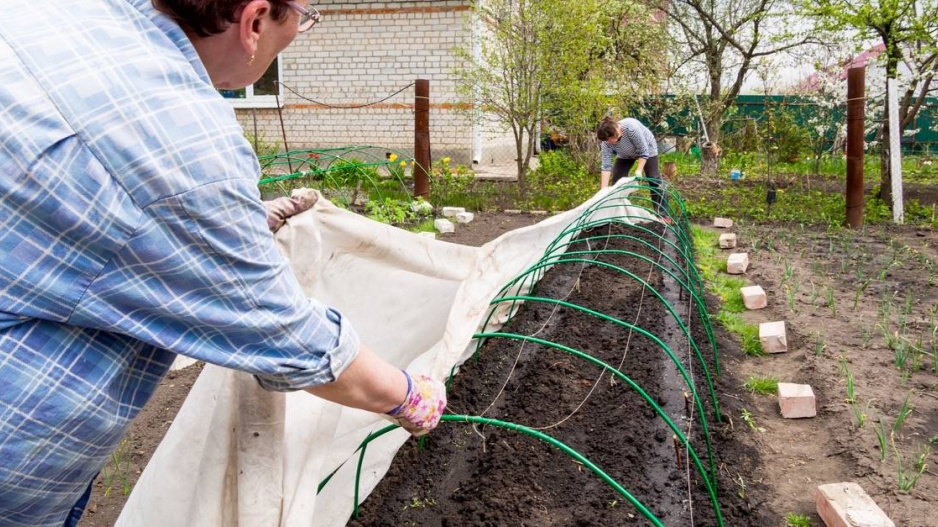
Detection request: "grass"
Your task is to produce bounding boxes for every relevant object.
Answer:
[407,218,437,234]
[694,226,764,356]
[743,375,780,395]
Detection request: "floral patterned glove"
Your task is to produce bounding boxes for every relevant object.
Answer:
[264,189,318,233]
[385,371,447,437]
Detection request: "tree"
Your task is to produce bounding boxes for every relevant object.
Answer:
[664,0,818,174]
[802,0,938,209]
[454,0,664,188]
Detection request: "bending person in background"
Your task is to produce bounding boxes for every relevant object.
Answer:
[596,117,668,218]
[0,1,445,526]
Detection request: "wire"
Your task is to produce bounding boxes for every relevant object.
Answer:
[276,80,416,109]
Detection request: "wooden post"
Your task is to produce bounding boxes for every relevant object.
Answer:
[845,67,865,228]
[414,79,430,199]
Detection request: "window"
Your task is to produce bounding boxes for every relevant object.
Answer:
[219,56,283,109]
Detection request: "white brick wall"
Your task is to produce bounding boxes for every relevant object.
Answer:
[235,0,507,165]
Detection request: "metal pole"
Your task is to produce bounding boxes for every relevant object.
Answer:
[845,67,865,228]
[414,79,431,199]
[887,78,904,224]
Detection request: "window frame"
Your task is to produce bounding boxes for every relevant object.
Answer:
[222,55,285,109]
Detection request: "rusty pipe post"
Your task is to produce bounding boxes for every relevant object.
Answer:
[845,67,865,228]
[414,79,431,199]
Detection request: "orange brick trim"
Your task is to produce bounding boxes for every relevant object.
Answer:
[320,5,471,16]
[287,102,474,110]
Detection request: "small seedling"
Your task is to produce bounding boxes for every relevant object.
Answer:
[892,393,914,433]
[873,416,889,462]
[785,284,797,311]
[740,409,765,433]
[735,473,747,499]
[781,261,794,285]
[743,375,780,396]
[853,279,872,311]
[785,512,812,527]
[826,285,837,317]
[838,356,856,404]
[894,440,929,493]
[852,399,873,428]
[860,325,873,348]
[812,332,827,356]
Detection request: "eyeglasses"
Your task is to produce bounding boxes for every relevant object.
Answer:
[286,1,321,32]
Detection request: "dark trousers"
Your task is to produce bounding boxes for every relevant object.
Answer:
[612,156,665,214]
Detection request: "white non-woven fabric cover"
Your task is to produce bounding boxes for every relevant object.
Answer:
[117,180,654,527]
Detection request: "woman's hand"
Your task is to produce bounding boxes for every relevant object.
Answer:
[385,371,447,436]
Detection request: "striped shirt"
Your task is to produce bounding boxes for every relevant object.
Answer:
[599,118,659,171]
[0,1,360,525]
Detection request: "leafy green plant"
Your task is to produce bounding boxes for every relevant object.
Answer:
[743,375,780,395]
[785,512,812,527]
[364,198,419,225]
[825,285,837,317]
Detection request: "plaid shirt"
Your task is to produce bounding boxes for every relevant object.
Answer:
[599,118,659,171]
[0,1,360,525]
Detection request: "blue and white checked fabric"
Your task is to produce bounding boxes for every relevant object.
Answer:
[599,118,659,171]
[0,1,360,525]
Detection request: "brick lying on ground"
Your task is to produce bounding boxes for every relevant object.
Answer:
[759,321,788,353]
[441,206,465,218]
[455,211,474,224]
[713,217,734,228]
[740,285,767,309]
[434,218,455,234]
[504,209,522,215]
[726,252,750,274]
[778,382,816,418]
[816,482,895,527]
[718,232,737,249]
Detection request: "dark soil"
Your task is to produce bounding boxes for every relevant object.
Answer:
[348,224,769,526]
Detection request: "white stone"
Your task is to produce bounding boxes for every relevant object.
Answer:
[778,383,816,418]
[816,482,895,527]
[740,285,767,310]
[718,233,737,249]
[418,231,436,240]
[455,211,474,224]
[713,217,734,228]
[504,209,522,215]
[726,253,750,274]
[434,218,455,234]
[441,206,465,218]
[759,321,788,354]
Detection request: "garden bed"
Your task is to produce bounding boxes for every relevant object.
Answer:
[347,224,768,526]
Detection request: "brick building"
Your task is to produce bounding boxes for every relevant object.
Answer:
[228,0,512,166]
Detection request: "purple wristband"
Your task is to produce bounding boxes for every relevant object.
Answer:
[386,370,413,416]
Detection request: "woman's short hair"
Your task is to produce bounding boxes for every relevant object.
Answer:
[155,0,291,38]
[595,118,619,141]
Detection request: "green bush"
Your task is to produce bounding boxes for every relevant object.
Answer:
[522,150,596,211]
